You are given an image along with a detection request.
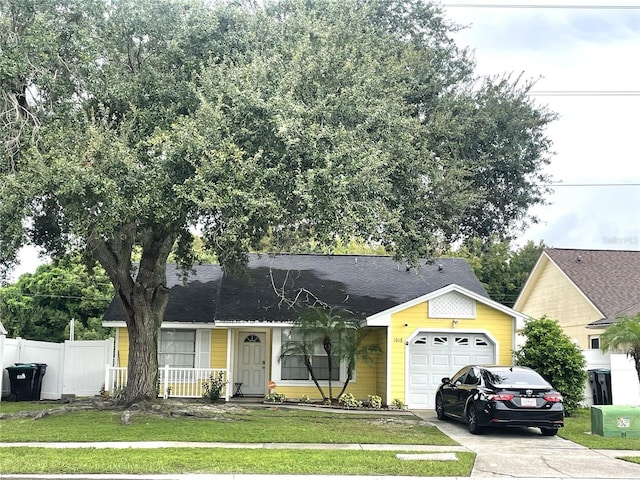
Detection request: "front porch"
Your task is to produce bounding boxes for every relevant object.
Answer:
[105,365,232,400]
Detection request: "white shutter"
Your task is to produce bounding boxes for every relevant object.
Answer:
[196,329,211,369]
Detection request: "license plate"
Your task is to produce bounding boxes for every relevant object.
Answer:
[521,397,537,407]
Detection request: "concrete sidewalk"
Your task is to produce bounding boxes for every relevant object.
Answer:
[0,440,468,451]
[1,475,638,480]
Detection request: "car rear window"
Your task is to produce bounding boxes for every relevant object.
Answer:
[483,368,549,386]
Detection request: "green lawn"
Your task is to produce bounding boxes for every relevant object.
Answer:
[5,403,640,475]
[0,402,472,475]
[0,447,476,475]
[560,409,640,450]
[0,403,456,445]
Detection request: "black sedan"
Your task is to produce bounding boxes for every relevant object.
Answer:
[435,365,564,436]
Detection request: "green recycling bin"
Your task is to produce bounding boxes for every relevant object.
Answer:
[6,364,38,401]
[591,405,640,438]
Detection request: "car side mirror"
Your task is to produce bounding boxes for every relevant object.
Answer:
[441,377,451,384]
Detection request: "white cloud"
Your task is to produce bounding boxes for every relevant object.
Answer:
[442,1,640,250]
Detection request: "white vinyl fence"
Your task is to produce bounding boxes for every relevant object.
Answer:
[1,337,114,401]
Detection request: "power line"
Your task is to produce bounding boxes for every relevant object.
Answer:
[529,91,640,97]
[443,3,640,9]
[543,183,640,187]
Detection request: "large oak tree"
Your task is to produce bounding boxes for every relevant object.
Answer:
[0,0,556,404]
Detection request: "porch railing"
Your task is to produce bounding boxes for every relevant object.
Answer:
[105,366,229,400]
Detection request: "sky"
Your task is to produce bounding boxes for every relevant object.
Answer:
[440,0,640,250]
[9,0,640,281]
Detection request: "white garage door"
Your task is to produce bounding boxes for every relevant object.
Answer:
[407,332,495,409]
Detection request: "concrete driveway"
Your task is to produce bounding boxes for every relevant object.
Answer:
[414,411,640,478]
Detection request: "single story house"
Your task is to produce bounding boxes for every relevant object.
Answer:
[514,248,640,350]
[103,254,527,409]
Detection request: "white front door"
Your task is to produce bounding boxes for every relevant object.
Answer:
[236,332,266,395]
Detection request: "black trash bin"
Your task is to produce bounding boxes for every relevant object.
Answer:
[17,362,47,400]
[588,369,603,405]
[596,369,613,405]
[6,364,38,401]
[32,363,47,400]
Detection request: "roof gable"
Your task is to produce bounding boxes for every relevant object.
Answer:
[367,283,526,327]
[546,249,640,320]
[103,254,488,324]
[516,248,640,324]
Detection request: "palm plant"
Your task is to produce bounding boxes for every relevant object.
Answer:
[336,327,381,399]
[279,332,327,400]
[600,313,640,385]
[280,306,359,402]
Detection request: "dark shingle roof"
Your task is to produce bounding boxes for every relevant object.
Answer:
[544,248,640,325]
[103,254,488,324]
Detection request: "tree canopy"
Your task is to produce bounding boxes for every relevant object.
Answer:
[0,0,557,403]
[0,256,114,342]
[451,238,546,306]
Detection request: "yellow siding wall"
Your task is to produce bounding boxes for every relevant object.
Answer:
[374,327,388,404]
[518,259,603,348]
[117,327,128,366]
[472,303,514,364]
[387,300,515,403]
[211,329,227,369]
[388,303,425,404]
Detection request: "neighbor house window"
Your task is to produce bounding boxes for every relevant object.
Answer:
[158,329,196,368]
[589,335,600,350]
[280,330,341,381]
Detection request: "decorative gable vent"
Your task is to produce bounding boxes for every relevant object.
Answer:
[429,291,475,319]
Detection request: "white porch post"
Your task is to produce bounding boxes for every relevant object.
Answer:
[163,365,170,399]
[226,329,233,401]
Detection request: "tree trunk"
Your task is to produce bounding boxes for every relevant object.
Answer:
[337,376,351,399]
[323,338,334,401]
[304,356,327,401]
[337,364,355,399]
[123,293,165,404]
[88,224,175,405]
[121,233,173,405]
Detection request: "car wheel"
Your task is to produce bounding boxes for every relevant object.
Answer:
[540,428,558,436]
[466,404,484,434]
[435,394,446,420]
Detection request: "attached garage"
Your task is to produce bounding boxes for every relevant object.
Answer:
[406,331,496,409]
[366,283,524,410]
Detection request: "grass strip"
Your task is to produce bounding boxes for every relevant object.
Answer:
[0,402,61,414]
[0,447,475,476]
[560,409,640,450]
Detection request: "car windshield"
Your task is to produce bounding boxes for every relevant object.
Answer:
[483,368,550,386]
